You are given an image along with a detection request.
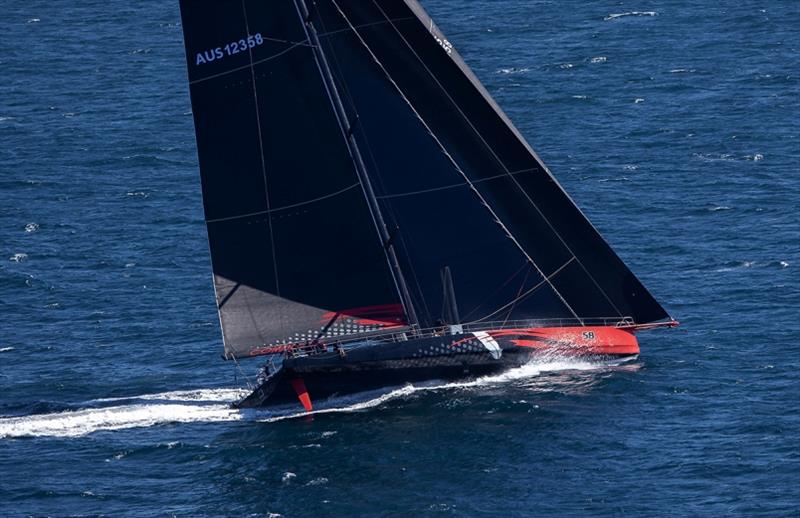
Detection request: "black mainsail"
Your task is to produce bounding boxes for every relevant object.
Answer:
[179,0,670,361]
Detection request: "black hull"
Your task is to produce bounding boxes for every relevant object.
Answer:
[233,329,638,409]
[238,353,525,408]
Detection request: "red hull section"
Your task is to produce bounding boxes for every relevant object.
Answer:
[492,326,640,357]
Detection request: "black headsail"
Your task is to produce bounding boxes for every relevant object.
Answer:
[307,0,671,326]
[179,0,414,359]
[178,0,670,359]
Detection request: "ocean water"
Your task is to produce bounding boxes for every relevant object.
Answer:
[1,0,798,515]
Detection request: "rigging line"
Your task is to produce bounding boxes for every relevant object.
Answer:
[377,167,537,199]
[241,1,281,298]
[468,257,576,325]
[317,16,415,39]
[189,41,309,85]
[231,353,257,389]
[369,1,622,319]
[503,264,533,326]
[206,183,361,223]
[292,0,420,329]
[331,0,581,322]
[460,260,529,321]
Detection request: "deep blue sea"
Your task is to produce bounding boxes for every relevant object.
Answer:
[1,0,798,515]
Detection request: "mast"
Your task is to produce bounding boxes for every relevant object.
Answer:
[292,0,420,330]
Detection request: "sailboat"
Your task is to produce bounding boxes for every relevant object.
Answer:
[178,0,677,410]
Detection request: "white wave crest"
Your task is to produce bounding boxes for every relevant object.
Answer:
[0,347,15,353]
[604,11,657,20]
[497,67,530,75]
[0,359,618,438]
[258,358,610,423]
[89,388,247,404]
[0,402,241,439]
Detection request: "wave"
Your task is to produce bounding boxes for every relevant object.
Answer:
[88,388,247,404]
[497,67,530,75]
[714,260,790,272]
[259,358,626,422]
[0,347,14,353]
[604,11,657,21]
[693,153,764,163]
[0,402,241,439]
[0,389,246,439]
[0,359,621,438]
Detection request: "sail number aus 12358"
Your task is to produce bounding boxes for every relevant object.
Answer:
[195,33,264,66]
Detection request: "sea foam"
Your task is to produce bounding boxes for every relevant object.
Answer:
[0,359,617,438]
[604,11,657,21]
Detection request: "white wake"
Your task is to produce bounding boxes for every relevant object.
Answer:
[0,358,622,438]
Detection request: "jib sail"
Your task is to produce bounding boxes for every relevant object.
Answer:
[308,0,670,326]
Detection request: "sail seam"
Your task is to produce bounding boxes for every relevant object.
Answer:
[370,0,623,319]
[206,182,361,223]
[318,16,415,39]
[376,167,536,199]
[241,1,282,300]
[331,0,582,322]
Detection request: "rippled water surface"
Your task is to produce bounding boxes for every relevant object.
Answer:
[1,0,798,515]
